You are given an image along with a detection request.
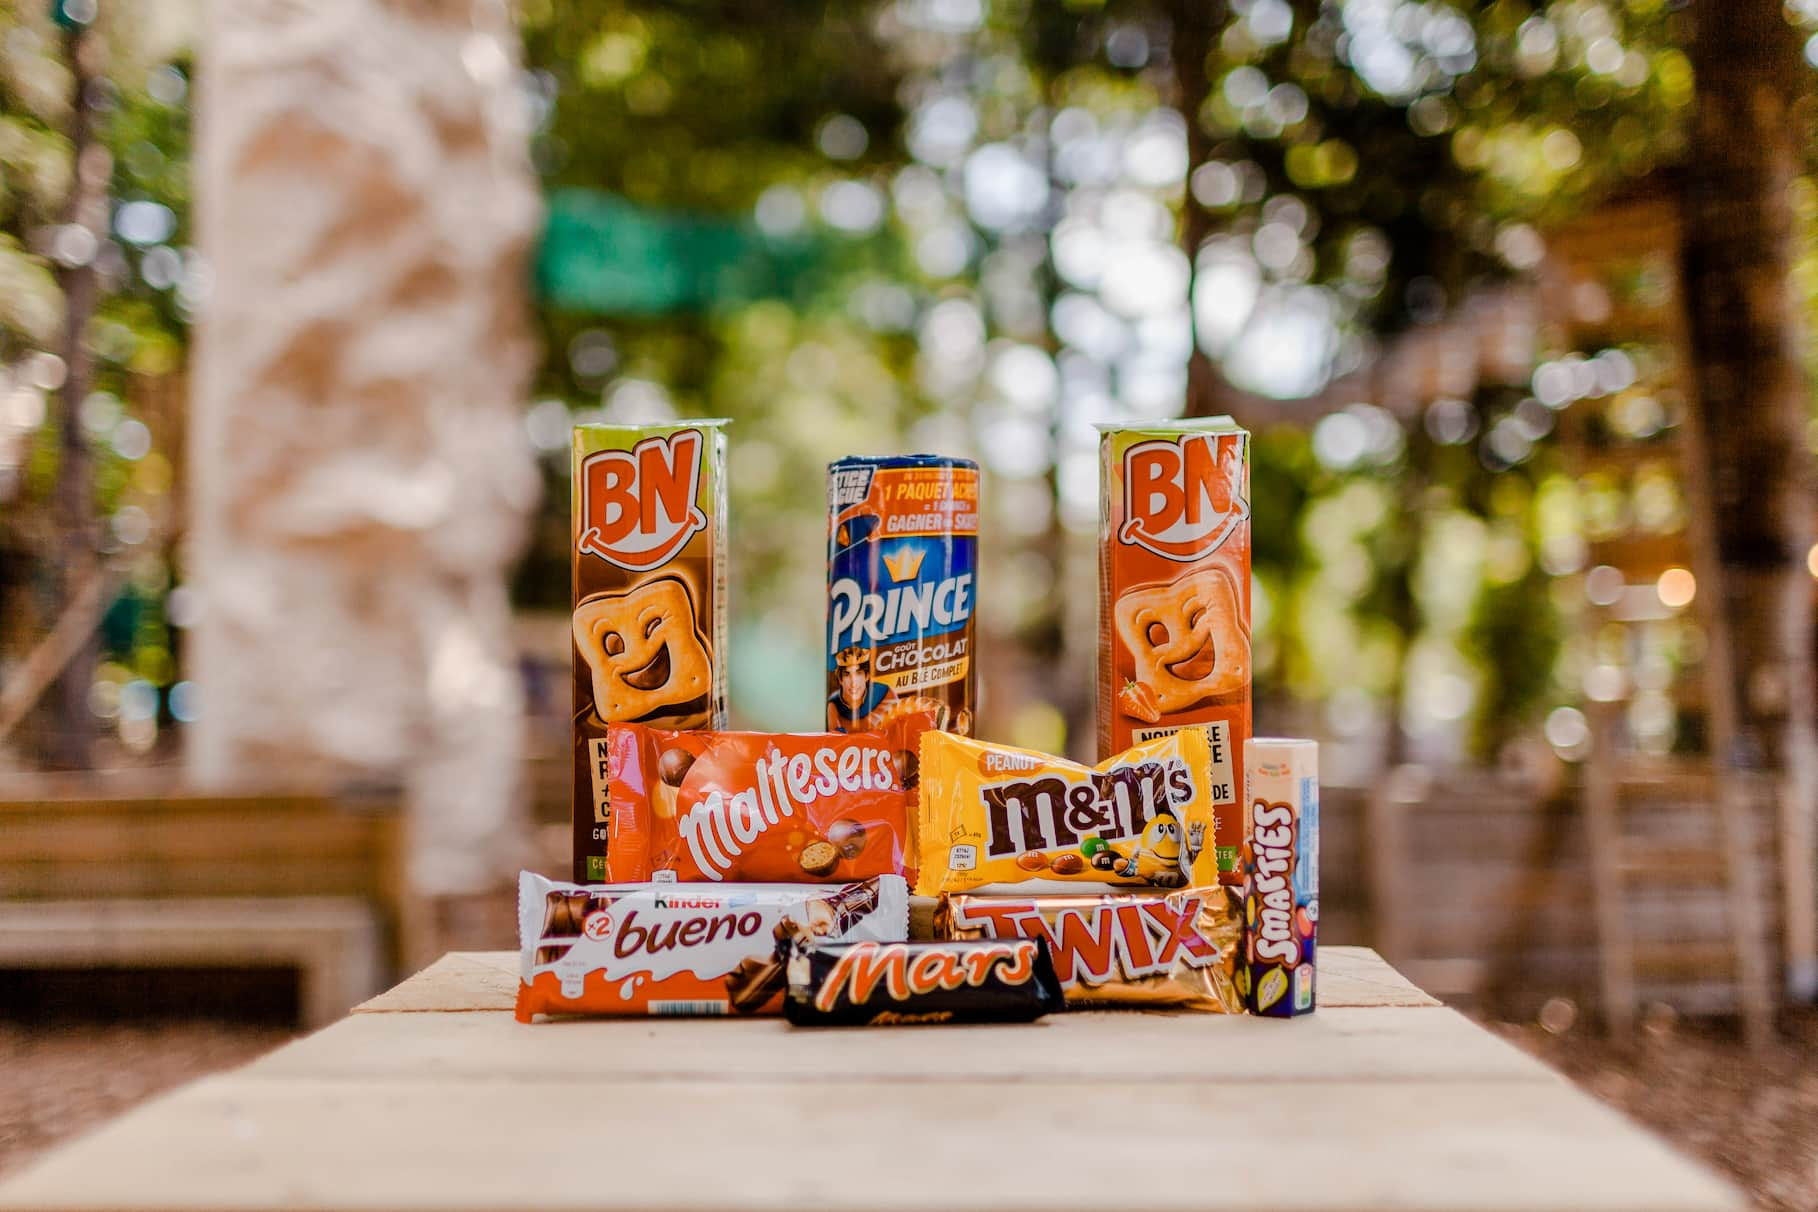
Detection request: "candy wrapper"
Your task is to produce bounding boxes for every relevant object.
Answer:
[937,887,1242,1011]
[914,728,1219,896]
[784,938,1063,1026]
[1098,420,1249,884]
[514,872,908,1020]
[605,717,932,883]
[1240,737,1318,1016]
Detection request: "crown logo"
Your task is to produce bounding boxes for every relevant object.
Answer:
[881,545,925,582]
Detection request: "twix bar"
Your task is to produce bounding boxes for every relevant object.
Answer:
[572,422,729,882]
[1098,419,1250,884]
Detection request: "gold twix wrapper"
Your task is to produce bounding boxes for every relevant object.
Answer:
[937,888,1243,1011]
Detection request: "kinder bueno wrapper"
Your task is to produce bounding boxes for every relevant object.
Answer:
[937,887,1243,1011]
[573,422,730,883]
[914,728,1218,896]
[784,938,1063,1026]
[1098,420,1249,885]
[1241,737,1318,1016]
[514,872,908,1020]
[605,719,932,884]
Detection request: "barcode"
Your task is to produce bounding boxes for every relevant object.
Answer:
[648,1000,729,1016]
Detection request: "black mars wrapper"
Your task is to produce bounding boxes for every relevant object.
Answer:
[784,938,1063,1026]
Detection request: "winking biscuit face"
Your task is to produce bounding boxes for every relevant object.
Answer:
[1113,565,1248,715]
[574,576,713,728]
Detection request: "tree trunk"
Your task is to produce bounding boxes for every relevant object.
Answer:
[190,0,541,896]
[41,19,103,770]
[1165,0,1227,421]
[1678,0,1818,1001]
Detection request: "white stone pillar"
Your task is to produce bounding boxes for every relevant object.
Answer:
[190,0,541,895]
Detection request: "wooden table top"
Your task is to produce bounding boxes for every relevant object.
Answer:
[0,946,1745,1212]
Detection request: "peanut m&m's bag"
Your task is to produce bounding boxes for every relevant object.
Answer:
[913,728,1223,896]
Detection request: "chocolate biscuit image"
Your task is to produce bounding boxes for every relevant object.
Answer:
[1113,564,1249,715]
[573,576,713,727]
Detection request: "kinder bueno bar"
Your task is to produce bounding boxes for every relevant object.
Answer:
[937,888,1242,1011]
[914,729,1218,896]
[784,938,1062,1026]
[573,422,730,883]
[514,872,908,1020]
[605,719,932,883]
[826,456,979,737]
[1098,419,1249,885]
[1240,737,1318,1016]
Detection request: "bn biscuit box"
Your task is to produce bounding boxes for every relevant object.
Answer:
[572,422,729,882]
[1098,419,1250,885]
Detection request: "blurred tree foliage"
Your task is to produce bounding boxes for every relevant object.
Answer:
[518,0,1734,756]
[6,0,1811,764]
[514,0,920,611]
[0,0,193,760]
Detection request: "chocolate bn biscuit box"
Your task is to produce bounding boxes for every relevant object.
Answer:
[572,422,729,883]
[1097,419,1251,885]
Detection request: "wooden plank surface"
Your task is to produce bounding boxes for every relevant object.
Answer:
[0,1073,1744,1212]
[0,947,1745,1212]
[352,951,518,1012]
[260,1004,1543,1085]
[350,946,1442,1014]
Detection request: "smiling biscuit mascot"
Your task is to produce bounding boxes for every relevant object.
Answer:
[573,575,713,729]
[1113,563,1248,716]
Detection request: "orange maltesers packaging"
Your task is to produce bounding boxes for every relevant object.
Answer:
[605,718,933,884]
[1098,419,1250,885]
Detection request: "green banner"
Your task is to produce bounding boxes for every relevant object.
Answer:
[536,189,820,315]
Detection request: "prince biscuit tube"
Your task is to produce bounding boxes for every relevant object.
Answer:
[572,422,728,883]
[1098,419,1250,885]
[826,456,979,737]
[1240,737,1318,1016]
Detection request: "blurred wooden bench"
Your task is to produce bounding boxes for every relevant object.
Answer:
[1366,761,1781,1024]
[0,778,405,1026]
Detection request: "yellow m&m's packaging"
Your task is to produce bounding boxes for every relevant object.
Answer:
[914,728,1225,896]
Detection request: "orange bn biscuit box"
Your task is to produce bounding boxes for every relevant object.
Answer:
[1098,419,1250,885]
[572,422,730,883]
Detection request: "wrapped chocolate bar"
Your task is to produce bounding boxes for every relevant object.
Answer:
[784,938,1063,1026]
[514,872,907,1020]
[937,887,1243,1011]
[605,717,933,884]
[914,728,1219,896]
